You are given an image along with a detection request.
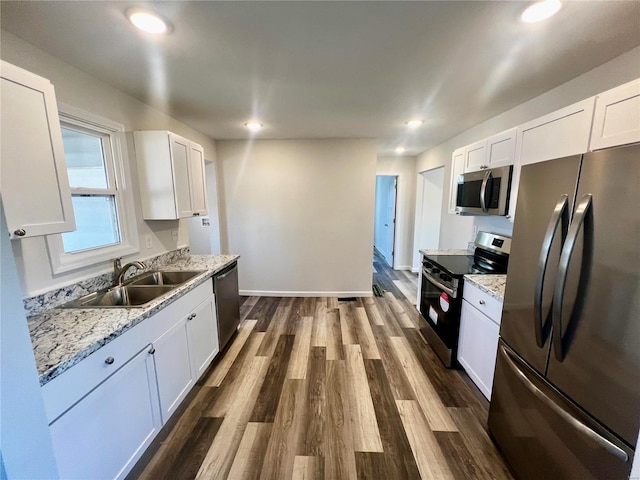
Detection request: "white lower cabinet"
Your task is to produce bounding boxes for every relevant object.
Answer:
[458,283,503,400]
[49,346,161,480]
[188,295,219,380]
[43,280,219,480]
[153,317,195,422]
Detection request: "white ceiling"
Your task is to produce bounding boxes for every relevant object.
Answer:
[2,1,639,155]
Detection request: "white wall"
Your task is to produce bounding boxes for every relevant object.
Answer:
[0,199,59,480]
[187,160,222,255]
[376,156,417,270]
[217,138,377,296]
[0,31,218,296]
[412,167,444,271]
[416,45,640,249]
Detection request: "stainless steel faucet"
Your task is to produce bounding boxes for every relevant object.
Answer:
[113,258,147,286]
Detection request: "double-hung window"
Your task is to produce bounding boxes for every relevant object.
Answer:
[46,106,139,274]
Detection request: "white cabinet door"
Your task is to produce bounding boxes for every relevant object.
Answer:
[188,142,208,216]
[463,139,487,173]
[508,97,596,221]
[486,128,517,168]
[0,61,75,239]
[169,133,194,218]
[49,346,161,480]
[134,131,207,220]
[152,316,194,422]
[590,78,640,150]
[448,148,465,215]
[187,295,219,380]
[458,300,500,400]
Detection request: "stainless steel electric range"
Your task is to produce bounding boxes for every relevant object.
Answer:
[419,231,511,368]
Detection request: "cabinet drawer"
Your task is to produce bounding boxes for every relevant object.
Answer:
[41,319,157,424]
[462,281,503,324]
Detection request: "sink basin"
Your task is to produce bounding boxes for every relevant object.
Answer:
[126,270,204,287]
[61,285,175,308]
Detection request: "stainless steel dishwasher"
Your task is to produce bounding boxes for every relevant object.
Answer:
[213,262,240,350]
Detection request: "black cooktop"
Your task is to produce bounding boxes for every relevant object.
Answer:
[424,253,506,277]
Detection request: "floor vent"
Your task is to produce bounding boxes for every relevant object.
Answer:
[338,297,357,302]
[372,284,384,297]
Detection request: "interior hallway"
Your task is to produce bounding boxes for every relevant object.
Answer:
[132,255,513,479]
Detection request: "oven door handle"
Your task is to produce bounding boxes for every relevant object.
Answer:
[422,268,456,297]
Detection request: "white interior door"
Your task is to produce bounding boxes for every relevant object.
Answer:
[374,175,397,267]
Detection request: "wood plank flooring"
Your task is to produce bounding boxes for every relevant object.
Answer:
[134,253,512,480]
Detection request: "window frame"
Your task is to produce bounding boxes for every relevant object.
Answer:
[46,105,139,274]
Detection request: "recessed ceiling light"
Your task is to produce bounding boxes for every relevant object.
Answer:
[395,146,407,154]
[521,0,562,23]
[244,122,263,132]
[405,119,424,128]
[127,9,170,34]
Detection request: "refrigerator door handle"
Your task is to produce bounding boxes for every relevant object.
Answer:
[480,170,491,213]
[534,194,570,348]
[499,343,629,463]
[552,193,593,362]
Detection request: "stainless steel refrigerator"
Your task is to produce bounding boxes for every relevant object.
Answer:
[488,143,639,479]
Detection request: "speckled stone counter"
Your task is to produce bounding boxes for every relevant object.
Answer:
[28,254,239,386]
[420,249,472,256]
[464,274,507,301]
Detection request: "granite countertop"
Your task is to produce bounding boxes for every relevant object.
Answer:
[29,254,239,386]
[464,274,507,301]
[420,249,472,256]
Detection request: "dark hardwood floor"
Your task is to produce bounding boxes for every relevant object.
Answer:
[134,253,513,479]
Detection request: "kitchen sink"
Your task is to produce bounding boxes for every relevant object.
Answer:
[60,285,175,308]
[126,270,204,287]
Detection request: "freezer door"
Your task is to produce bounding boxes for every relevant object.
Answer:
[546,144,640,446]
[500,155,581,374]
[489,341,634,480]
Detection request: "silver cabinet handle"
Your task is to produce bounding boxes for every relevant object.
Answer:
[105,357,115,365]
[479,300,485,305]
[13,229,26,237]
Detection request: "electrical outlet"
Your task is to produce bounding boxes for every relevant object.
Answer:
[171,229,179,242]
[145,234,153,249]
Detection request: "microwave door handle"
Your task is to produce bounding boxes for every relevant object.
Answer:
[552,194,593,361]
[480,170,491,213]
[534,194,569,348]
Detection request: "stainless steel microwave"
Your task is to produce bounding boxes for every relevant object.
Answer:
[455,165,512,215]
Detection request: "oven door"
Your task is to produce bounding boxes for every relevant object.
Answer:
[456,165,512,215]
[419,269,462,367]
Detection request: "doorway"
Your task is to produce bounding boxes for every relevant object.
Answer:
[374,175,398,268]
[412,167,444,272]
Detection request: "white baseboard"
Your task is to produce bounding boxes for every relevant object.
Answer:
[394,265,412,271]
[239,290,374,298]
[411,267,420,274]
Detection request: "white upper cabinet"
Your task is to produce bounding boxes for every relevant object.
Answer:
[448,147,465,214]
[134,131,208,220]
[508,97,596,221]
[0,61,75,239]
[486,128,517,169]
[590,78,640,150]
[463,139,487,172]
[516,97,596,167]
